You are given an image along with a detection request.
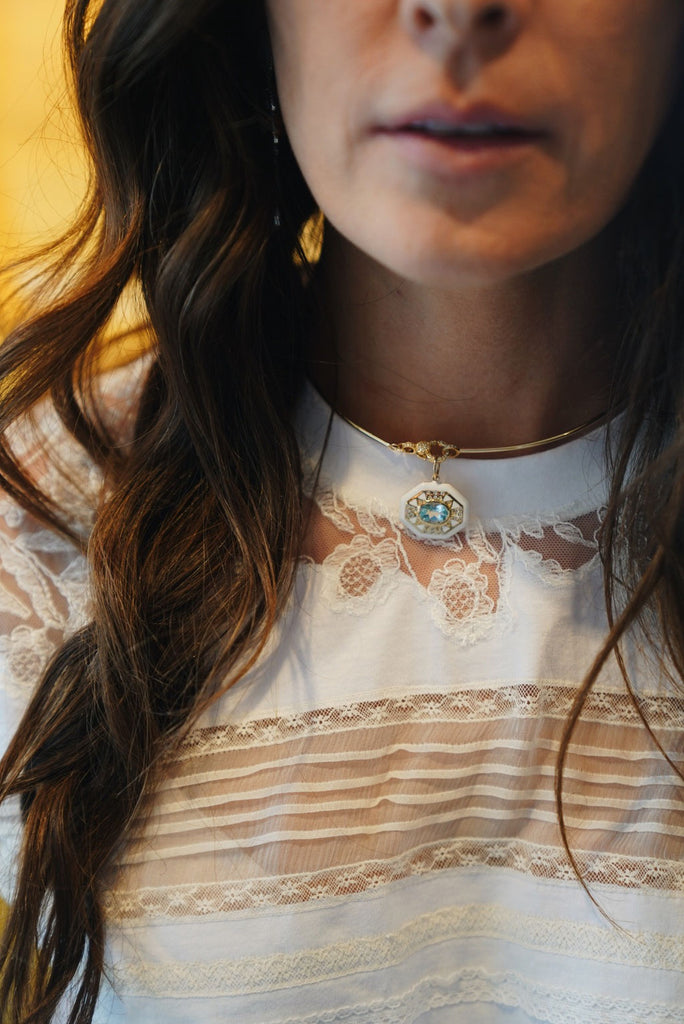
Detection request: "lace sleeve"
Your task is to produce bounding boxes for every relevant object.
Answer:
[0,357,147,758]
[0,475,93,763]
[0,415,97,903]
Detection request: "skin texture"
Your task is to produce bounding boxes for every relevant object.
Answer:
[267,0,684,445]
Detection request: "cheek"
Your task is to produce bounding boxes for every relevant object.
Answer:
[271,3,383,141]
[276,66,359,198]
[559,91,670,240]
[552,7,684,198]
[271,2,400,195]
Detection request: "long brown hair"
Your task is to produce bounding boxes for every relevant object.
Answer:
[0,2,682,1020]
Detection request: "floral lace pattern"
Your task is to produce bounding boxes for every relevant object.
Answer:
[0,363,143,716]
[0,497,90,709]
[319,535,403,614]
[303,482,603,643]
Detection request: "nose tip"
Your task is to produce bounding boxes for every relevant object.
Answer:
[415,2,510,31]
[401,0,523,57]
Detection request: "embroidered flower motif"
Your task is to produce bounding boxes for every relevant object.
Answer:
[641,859,678,890]
[320,535,402,615]
[306,484,603,642]
[419,696,447,719]
[432,845,454,868]
[307,881,333,901]
[427,557,495,639]
[0,625,56,694]
[279,878,304,903]
[308,710,335,732]
[0,500,25,530]
[259,721,284,743]
[335,867,365,895]
[365,870,388,890]
[512,684,542,715]
[248,888,274,908]
[459,847,484,868]
[338,703,364,723]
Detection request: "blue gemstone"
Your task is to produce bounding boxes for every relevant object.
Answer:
[419,501,449,524]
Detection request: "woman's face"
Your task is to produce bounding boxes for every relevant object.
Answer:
[267,0,684,288]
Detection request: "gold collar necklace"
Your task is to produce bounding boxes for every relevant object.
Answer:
[339,408,608,540]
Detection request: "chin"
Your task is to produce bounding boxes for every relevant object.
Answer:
[364,208,610,290]
[366,233,554,290]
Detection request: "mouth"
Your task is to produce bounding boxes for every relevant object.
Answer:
[372,102,548,178]
[375,101,547,150]
[385,120,542,147]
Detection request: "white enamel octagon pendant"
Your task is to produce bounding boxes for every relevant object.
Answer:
[400,480,468,540]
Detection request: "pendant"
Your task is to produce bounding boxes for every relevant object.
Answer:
[400,480,468,540]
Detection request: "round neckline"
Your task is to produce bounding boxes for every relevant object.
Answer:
[296,380,612,528]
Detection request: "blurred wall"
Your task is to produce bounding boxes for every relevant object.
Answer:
[0,0,78,964]
[0,1,148,360]
[0,0,86,259]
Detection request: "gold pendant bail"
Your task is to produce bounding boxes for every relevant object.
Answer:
[432,460,441,483]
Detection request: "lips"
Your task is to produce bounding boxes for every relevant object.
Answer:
[375,100,546,145]
[400,122,528,137]
[371,99,547,179]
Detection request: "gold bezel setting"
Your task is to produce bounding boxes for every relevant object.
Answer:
[400,482,468,539]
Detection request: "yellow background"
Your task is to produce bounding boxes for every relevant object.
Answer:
[0,3,321,338]
[0,1,77,950]
[0,0,86,262]
[0,0,147,359]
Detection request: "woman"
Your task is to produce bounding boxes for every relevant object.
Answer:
[0,0,683,1020]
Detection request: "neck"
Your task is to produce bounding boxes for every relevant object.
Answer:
[307,225,619,449]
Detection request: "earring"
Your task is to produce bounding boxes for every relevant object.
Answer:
[267,65,282,229]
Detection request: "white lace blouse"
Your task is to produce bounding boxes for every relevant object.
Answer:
[0,370,683,1023]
